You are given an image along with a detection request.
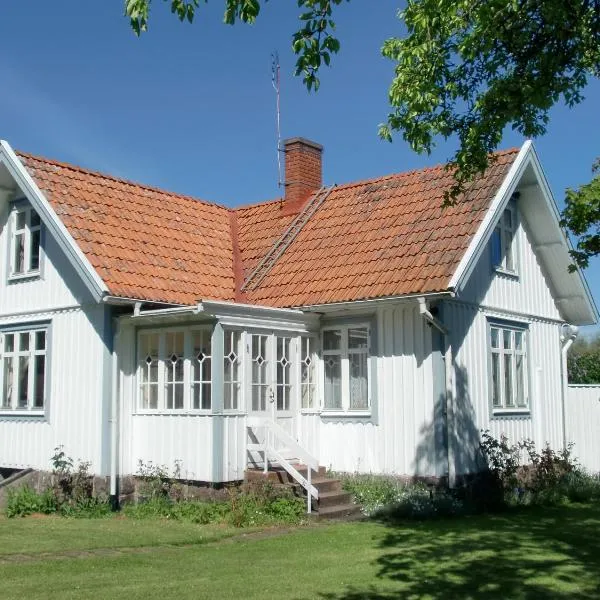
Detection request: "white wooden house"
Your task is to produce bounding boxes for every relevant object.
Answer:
[0,137,597,505]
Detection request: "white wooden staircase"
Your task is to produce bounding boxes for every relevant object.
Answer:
[246,419,361,519]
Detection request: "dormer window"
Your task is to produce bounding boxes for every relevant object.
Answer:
[10,205,41,278]
[491,205,517,274]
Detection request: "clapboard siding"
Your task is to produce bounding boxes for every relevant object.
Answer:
[566,385,600,474]
[445,300,564,474]
[0,305,110,473]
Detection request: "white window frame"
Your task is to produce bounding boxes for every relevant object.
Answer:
[321,324,371,416]
[488,320,530,415]
[299,335,319,413]
[9,204,42,280]
[0,325,48,414]
[491,204,517,275]
[136,326,213,413]
[223,328,244,413]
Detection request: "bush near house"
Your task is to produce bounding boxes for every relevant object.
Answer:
[6,449,305,526]
[342,432,600,520]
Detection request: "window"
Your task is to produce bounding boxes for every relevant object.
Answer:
[137,327,212,411]
[223,329,242,411]
[10,205,41,278]
[491,205,516,273]
[489,322,529,412]
[0,327,47,412]
[300,336,317,410]
[322,325,370,413]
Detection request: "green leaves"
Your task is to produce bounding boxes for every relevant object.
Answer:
[123,0,600,264]
[381,0,600,203]
[561,158,600,270]
[124,1,345,92]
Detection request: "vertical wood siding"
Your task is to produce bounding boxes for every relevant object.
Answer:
[118,323,246,482]
[446,301,564,475]
[299,303,438,477]
[0,203,95,314]
[566,386,600,474]
[459,209,561,321]
[0,305,109,473]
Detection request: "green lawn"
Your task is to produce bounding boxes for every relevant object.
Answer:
[0,504,599,599]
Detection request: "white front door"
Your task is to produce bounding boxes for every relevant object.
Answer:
[248,332,296,440]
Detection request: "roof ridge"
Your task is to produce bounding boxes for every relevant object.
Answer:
[330,147,521,194]
[234,196,284,212]
[16,150,230,212]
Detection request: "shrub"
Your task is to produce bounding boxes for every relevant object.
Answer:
[561,471,600,503]
[48,446,110,516]
[123,481,305,527]
[341,473,466,520]
[478,431,586,508]
[135,459,182,500]
[227,481,305,527]
[6,485,57,518]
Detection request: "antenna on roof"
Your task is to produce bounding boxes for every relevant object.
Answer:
[271,50,282,188]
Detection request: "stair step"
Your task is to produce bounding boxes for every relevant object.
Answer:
[311,477,343,493]
[317,503,363,520]
[317,490,353,509]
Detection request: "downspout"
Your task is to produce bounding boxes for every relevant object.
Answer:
[418,299,456,487]
[560,324,578,451]
[109,319,122,510]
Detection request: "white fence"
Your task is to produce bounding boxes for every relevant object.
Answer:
[566,385,600,474]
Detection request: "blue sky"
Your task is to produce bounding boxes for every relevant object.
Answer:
[1,2,598,334]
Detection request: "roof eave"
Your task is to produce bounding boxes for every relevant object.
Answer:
[0,140,109,303]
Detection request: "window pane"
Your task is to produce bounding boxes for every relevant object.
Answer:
[503,208,512,230]
[349,352,368,409]
[34,355,45,408]
[323,330,341,351]
[515,331,523,352]
[504,354,514,407]
[4,334,14,353]
[30,210,41,228]
[30,229,41,271]
[490,328,499,349]
[503,330,512,350]
[324,355,341,409]
[301,337,316,410]
[35,331,46,351]
[516,354,526,407]
[348,328,368,350]
[15,211,26,230]
[2,357,13,408]
[491,353,501,407]
[13,232,25,274]
[18,356,29,408]
[491,228,502,266]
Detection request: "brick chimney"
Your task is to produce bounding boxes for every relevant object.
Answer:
[282,137,323,215]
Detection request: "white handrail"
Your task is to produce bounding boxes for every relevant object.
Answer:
[247,418,320,513]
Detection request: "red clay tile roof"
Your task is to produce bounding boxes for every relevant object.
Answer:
[16,147,518,308]
[242,149,519,307]
[19,152,235,305]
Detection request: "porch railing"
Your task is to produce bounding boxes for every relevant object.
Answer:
[247,418,319,513]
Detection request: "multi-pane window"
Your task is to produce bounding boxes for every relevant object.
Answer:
[11,205,41,277]
[491,206,516,273]
[223,330,242,411]
[322,325,370,412]
[300,336,317,410]
[276,336,292,411]
[251,334,269,412]
[137,328,212,411]
[489,323,528,411]
[0,327,47,411]
[191,330,211,410]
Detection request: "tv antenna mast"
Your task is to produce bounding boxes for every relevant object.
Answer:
[271,51,282,188]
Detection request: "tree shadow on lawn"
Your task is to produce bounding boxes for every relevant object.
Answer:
[318,504,600,600]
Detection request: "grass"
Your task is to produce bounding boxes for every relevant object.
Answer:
[0,504,599,599]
